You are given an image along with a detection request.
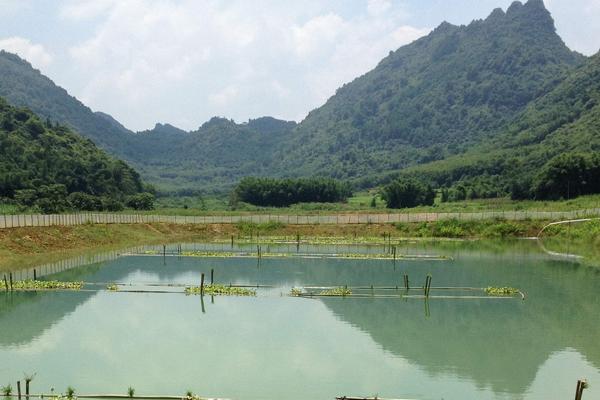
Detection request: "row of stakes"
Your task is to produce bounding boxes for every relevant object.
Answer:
[3,269,38,292]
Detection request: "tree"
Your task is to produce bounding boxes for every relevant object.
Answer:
[380,178,435,209]
[126,193,155,210]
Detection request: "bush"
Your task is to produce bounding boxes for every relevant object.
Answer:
[380,178,435,208]
[126,193,155,210]
[102,197,124,211]
[68,192,103,211]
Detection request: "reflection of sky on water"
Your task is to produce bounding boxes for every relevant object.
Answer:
[1,241,599,400]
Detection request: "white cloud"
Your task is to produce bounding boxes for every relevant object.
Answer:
[367,0,392,16]
[59,0,119,20]
[0,36,53,69]
[209,85,239,107]
[61,0,429,131]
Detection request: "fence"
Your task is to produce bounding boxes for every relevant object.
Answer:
[1,208,600,229]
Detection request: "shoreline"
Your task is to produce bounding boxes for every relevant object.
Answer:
[1,220,598,273]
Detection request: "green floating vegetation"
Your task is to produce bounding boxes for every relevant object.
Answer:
[1,384,12,397]
[485,287,520,296]
[319,287,352,296]
[290,288,304,296]
[106,283,119,291]
[181,251,237,258]
[11,280,84,291]
[184,284,256,296]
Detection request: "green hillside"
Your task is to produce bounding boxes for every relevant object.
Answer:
[130,117,297,194]
[0,97,149,212]
[0,50,133,154]
[0,0,596,199]
[274,0,584,181]
[398,51,600,200]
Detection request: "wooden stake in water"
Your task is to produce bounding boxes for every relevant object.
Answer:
[17,381,21,400]
[231,235,234,248]
[403,274,409,290]
[9,272,13,291]
[33,269,37,281]
[210,269,214,285]
[200,273,205,297]
[3,274,7,292]
[575,379,588,400]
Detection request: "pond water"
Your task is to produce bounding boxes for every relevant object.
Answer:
[1,240,600,400]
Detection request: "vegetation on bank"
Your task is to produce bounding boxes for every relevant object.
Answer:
[0,96,155,213]
[1,219,599,273]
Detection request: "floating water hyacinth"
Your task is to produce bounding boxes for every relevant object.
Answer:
[106,283,119,291]
[318,287,352,296]
[184,284,256,296]
[485,287,520,296]
[12,280,84,290]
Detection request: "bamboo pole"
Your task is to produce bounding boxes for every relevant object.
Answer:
[200,273,205,296]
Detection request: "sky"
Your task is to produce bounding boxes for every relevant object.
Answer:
[0,0,599,132]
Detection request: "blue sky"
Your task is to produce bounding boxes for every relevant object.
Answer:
[1,0,599,131]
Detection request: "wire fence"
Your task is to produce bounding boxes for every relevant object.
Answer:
[2,208,600,229]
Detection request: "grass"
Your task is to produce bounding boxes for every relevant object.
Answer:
[395,219,540,239]
[4,193,598,216]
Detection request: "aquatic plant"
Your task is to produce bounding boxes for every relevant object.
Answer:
[127,387,135,398]
[185,284,256,296]
[485,287,520,296]
[65,386,75,399]
[319,287,352,296]
[106,283,119,291]
[1,384,12,397]
[12,280,84,291]
[290,288,303,296]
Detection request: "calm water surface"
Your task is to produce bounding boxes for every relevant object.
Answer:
[1,241,599,400]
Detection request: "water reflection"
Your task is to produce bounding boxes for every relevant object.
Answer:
[1,240,599,400]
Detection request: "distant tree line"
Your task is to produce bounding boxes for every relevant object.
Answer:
[232,177,352,207]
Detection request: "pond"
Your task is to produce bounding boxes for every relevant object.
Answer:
[1,240,600,400]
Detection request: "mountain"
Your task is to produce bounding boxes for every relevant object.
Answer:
[273,0,585,182]
[398,49,600,199]
[130,117,296,194]
[0,50,296,194]
[0,50,133,153]
[0,0,593,196]
[0,96,147,211]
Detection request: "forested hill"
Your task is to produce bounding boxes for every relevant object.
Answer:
[0,0,593,195]
[273,0,585,180]
[0,97,148,211]
[0,50,297,193]
[130,117,297,194]
[397,50,600,200]
[0,50,133,154]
